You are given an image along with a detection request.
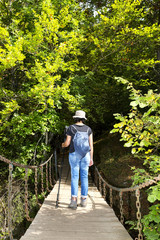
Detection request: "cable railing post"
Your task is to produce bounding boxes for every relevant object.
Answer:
[0,198,7,234]
[34,167,38,205]
[46,162,50,192]
[99,176,102,194]
[40,166,44,194]
[103,182,106,199]
[54,149,58,180]
[25,168,33,222]
[135,189,143,240]
[49,157,54,187]
[95,168,98,188]
[8,163,13,240]
[94,166,96,186]
[119,191,124,224]
[109,188,113,208]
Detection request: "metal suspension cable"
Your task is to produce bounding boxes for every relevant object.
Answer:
[95,166,160,192]
[93,166,160,240]
[0,154,53,169]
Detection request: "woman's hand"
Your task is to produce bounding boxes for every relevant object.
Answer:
[89,134,93,167]
[62,142,65,148]
[89,159,93,167]
[62,135,71,148]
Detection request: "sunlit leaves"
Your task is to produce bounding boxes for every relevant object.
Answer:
[0,0,84,163]
[111,78,160,239]
[88,0,160,89]
[142,204,160,240]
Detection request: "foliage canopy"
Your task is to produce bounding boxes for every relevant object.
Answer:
[111,78,160,239]
[0,0,160,239]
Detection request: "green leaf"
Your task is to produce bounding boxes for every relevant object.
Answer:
[130,101,138,107]
[124,142,132,147]
[148,194,157,203]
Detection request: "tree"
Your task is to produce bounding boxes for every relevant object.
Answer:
[1,0,160,163]
[111,77,160,240]
[69,0,160,130]
[0,0,85,163]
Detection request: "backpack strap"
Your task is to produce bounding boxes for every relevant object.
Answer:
[72,125,78,132]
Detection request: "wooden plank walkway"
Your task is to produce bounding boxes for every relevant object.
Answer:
[20,155,132,240]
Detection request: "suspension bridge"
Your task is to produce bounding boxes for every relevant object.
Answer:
[20,154,132,240]
[0,152,160,240]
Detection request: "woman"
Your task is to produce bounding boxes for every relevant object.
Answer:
[62,110,93,209]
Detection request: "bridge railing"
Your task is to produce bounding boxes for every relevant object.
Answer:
[0,154,56,240]
[91,165,160,240]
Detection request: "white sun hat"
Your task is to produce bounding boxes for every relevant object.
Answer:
[73,110,87,120]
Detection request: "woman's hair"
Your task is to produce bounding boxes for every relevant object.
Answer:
[74,118,86,124]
